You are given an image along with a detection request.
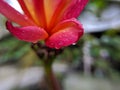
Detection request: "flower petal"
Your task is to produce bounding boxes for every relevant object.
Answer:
[32,0,46,28]
[51,18,82,34]
[62,0,89,20]
[44,0,61,28]
[18,0,47,28]
[0,0,35,26]
[45,18,83,49]
[6,21,48,43]
[45,0,72,29]
[48,0,88,29]
[17,0,35,22]
[18,0,40,26]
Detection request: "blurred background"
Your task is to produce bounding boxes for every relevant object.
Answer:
[0,0,120,90]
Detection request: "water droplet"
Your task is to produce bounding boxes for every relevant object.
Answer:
[72,43,76,45]
[55,47,59,49]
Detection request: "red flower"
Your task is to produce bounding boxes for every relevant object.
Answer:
[0,0,88,49]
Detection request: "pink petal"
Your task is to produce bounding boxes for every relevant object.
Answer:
[48,0,73,29]
[18,0,34,22]
[0,0,35,26]
[45,18,83,49]
[32,0,47,27]
[43,0,62,28]
[18,0,46,28]
[48,0,88,29]
[62,0,89,20]
[18,0,40,26]
[6,21,48,43]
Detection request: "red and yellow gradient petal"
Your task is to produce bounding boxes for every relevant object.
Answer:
[43,0,61,28]
[17,0,35,23]
[18,0,40,25]
[45,0,71,29]
[50,18,82,34]
[17,0,88,30]
[0,0,35,26]
[18,0,46,28]
[46,0,88,29]
[6,21,48,43]
[45,18,83,49]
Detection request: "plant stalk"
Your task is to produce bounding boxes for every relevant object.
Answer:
[31,43,62,90]
[44,62,61,90]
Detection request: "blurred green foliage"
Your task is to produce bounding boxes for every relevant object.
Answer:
[0,35,31,65]
[87,0,108,16]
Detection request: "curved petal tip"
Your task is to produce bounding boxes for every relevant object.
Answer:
[45,19,84,49]
[46,28,83,49]
[6,21,48,43]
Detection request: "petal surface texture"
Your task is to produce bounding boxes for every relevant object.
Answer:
[62,0,88,19]
[46,19,83,49]
[17,0,88,28]
[6,21,48,43]
[18,0,46,27]
[0,0,35,26]
[47,0,88,29]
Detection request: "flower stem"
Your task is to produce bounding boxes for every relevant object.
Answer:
[43,62,61,90]
[31,43,62,90]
